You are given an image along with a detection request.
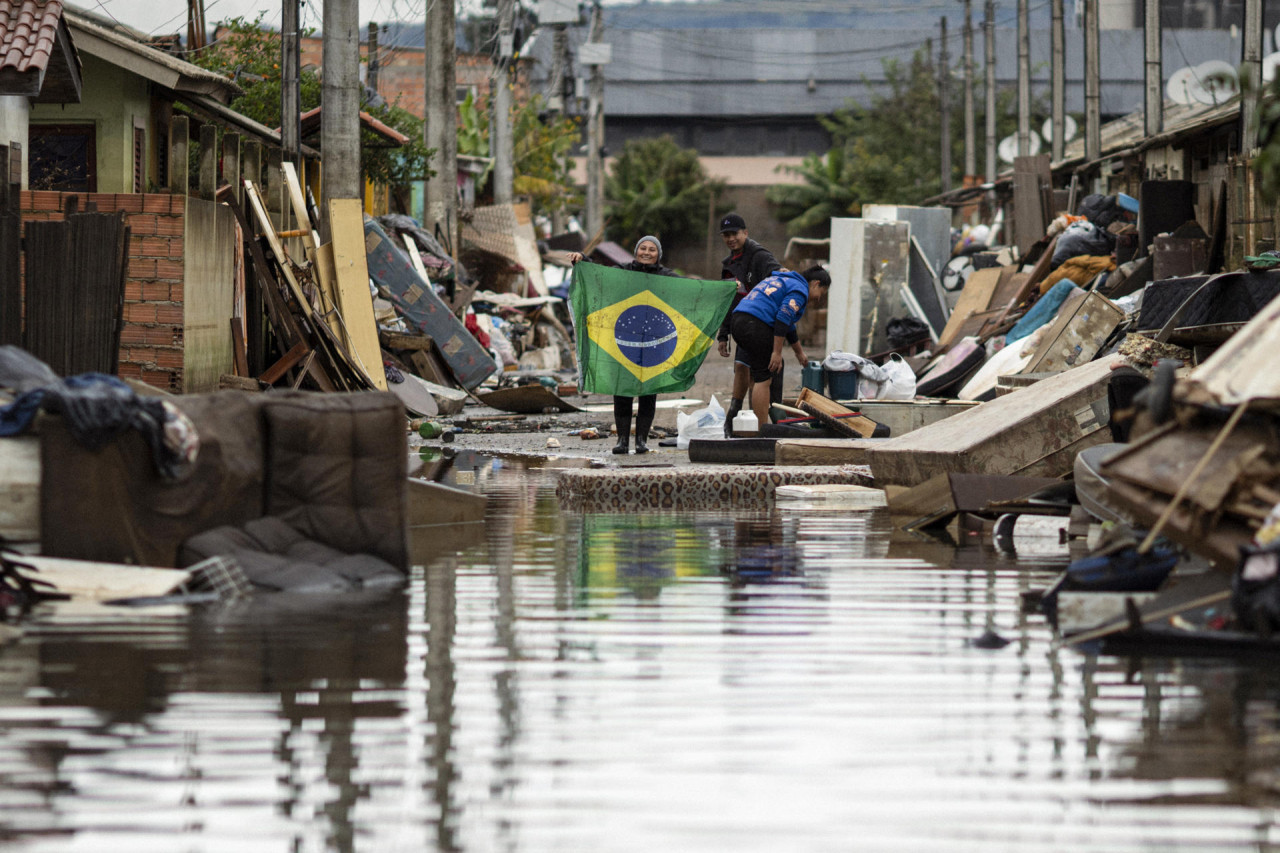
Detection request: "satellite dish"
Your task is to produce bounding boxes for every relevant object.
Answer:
[1040,115,1078,144]
[997,130,1042,164]
[1167,65,1200,105]
[1194,60,1240,104]
[1265,52,1280,83]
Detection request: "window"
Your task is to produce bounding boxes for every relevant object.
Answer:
[456,85,477,105]
[133,127,146,193]
[29,125,96,192]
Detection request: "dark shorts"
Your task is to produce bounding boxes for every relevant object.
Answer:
[730,313,776,383]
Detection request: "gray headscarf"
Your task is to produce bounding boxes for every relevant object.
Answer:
[634,235,662,259]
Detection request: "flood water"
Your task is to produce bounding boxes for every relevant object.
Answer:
[3,457,1280,852]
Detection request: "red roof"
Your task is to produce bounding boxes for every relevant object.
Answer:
[0,0,63,74]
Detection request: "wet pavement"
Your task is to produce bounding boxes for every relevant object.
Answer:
[1,454,1279,851]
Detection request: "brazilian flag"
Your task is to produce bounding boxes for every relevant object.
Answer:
[570,262,737,396]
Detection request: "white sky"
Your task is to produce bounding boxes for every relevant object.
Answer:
[78,0,662,39]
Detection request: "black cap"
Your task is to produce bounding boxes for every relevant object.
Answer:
[719,213,746,233]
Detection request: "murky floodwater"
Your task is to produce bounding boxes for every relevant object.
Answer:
[3,457,1280,852]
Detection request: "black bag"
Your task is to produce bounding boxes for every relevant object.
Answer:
[1231,540,1280,637]
[885,316,930,349]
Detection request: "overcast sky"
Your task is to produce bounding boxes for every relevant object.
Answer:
[77,0,655,39]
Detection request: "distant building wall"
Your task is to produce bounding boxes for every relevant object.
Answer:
[0,97,29,187]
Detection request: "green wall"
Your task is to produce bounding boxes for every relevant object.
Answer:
[29,54,150,193]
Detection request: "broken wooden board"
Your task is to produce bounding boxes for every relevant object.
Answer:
[0,437,39,542]
[12,555,191,601]
[774,438,880,466]
[866,357,1115,487]
[796,388,886,438]
[328,198,387,390]
[479,385,582,414]
[888,472,1062,529]
[936,266,1002,351]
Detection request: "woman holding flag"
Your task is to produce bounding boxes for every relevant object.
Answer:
[568,236,678,454]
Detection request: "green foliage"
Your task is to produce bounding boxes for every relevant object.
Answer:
[188,14,434,189]
[603,135,725,249]
[457,91,582,214]
[769,49,1037,235]
[1248,71,1280,203]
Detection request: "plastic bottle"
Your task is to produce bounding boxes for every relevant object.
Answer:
[731,409,760,437]
[418,421,444,440]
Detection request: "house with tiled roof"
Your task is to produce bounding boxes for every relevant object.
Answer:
[0,0,81,185]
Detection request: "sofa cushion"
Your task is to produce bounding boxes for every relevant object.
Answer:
[180,516,404,592]
[261,392,409,571]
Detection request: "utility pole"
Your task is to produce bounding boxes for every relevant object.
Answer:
[1084,0,1101,163]
[963,0,976,182]
[1242,0,1262,153]
[939,18,952,194]
[492,0,515,205]
[187,0,207,50]
[368,22,380,95]
[281,0,301,165]
[584,2,605,239]
[321,0,360,206]
[425,0,458,247]
[1017,0,1030,156]
[1144,0,1162,137]
[1051,0,1065,160]
[984,0,996,183]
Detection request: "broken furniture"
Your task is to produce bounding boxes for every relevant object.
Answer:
[38,390,409,590]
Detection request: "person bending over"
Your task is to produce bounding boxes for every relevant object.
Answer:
[729,266,831,431]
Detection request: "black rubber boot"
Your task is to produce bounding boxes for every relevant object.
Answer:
[613,396,633,454]
[634,394,656,454]
[724,397,743,438]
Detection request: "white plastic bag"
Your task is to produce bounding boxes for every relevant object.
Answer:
[676,395,725,450]
[877,352,916,400]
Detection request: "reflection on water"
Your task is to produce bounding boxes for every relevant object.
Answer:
[1,463,1280,850]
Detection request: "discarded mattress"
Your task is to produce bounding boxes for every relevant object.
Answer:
[555,465,873,511]
[363,217,497,390]
[1137,270,1280,335]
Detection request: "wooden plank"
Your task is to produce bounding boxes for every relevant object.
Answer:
[0,437,40,542]
[1064,570,1231,645]
[230,317,249,377]
[409,349,450,386]
[243,179,313,318]
[198,122,217,200]
[937,266,1002,350]
[403,233,431,282]
[218,373,262,391]
[328,198,388,390]
[796,388,884,438]
[381,331,435,352]
[259,340,310,384]
[282,161,319,252]
[312,241,343,346]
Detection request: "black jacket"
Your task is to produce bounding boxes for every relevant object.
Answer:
[718,238,781,342]
[625,259,677,277]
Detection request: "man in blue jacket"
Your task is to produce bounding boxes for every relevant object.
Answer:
[729,265,830,431]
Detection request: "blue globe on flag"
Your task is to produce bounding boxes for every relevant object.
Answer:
[614,305,678,368]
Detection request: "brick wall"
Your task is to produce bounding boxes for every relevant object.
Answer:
[19,191,186,393]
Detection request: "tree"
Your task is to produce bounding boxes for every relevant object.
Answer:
[603,135,725,248]
[769,48,1036,234]
[188,15,433,189]
[457,92,582,215]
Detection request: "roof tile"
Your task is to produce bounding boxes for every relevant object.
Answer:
[0,0,63,74]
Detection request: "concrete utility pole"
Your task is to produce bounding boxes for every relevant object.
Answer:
[984,0,996,183]
[281,0,301,165]
[368,22,380,95]
[1051,0,1065,160]
[1017,0,1030,156]
[963,0,976,181]
[1144,0,1162,137]
[939,18,952,194]
[425,0,458,246]
[584,2,605,239]
[1242,0,1262,153]
[321,0,360,205]
[492,0,515,205]
[1084,0,1101,163]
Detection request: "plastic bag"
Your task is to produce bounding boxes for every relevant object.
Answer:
[676,395,725,450]
[877,353,916,400]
